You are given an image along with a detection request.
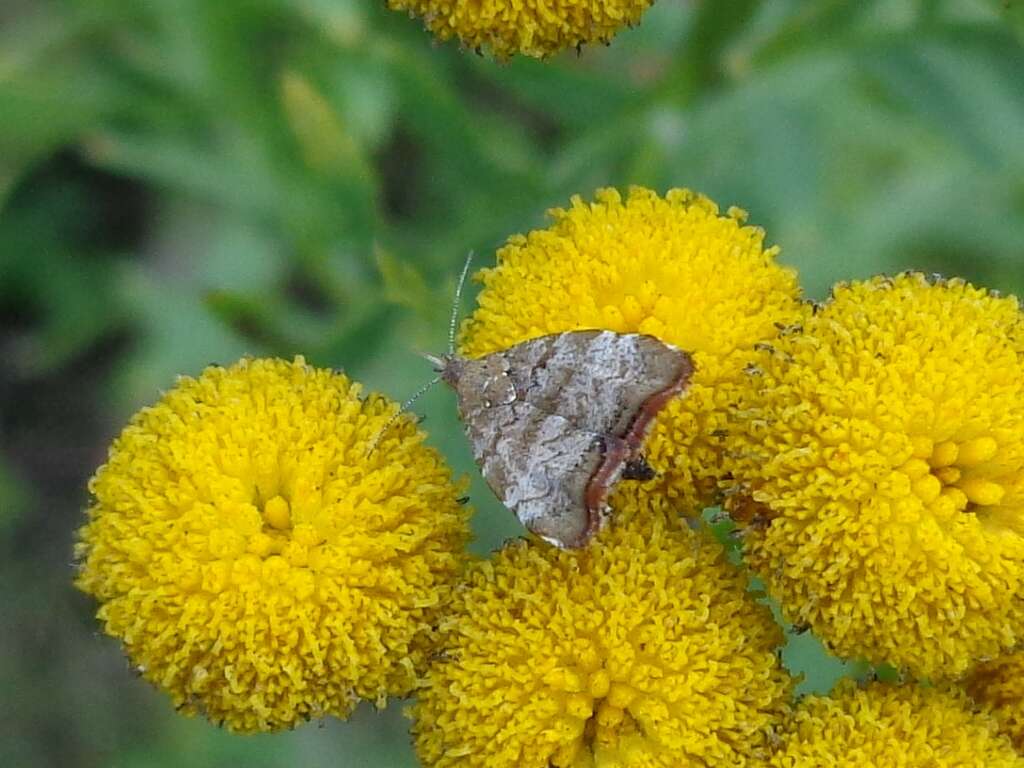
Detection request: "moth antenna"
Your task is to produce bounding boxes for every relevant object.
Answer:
[448,251,474,356]
[366,376,441,456]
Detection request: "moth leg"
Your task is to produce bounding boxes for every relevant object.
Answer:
[595,433,628,456]
[621,455,656,481]
[594,435,655,480]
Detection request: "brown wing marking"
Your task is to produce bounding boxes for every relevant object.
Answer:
[580,334,694,542]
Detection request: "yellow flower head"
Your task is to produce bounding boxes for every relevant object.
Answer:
[966,651,1024,750]
[724,273,1024,678]
[460,186,803,513]
[769,681,1023,767]
[74,357,471,732]
[410,504,792,767]
[387,0,654,59]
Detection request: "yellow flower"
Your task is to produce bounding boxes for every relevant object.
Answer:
[966,651,1024,751]
[410,503,792,767]
[769,681,1023,767]
[387,0,654,59]
[74,357,470,732]
[724,273,1024,678]
[460,186,803,514]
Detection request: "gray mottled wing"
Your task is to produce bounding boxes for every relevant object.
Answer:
[501,330,692,437]
[461,397,601,548]
[450,330,693,548]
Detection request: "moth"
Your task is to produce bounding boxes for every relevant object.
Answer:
[420,256,695,549]
[426,329,693,548]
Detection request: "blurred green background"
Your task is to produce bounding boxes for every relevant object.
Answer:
[2,0,1023,765]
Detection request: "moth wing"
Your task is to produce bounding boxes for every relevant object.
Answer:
[462,397,601,548]
[503,330,693,438]
[451,331,694,548]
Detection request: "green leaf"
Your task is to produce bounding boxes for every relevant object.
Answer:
[279,70,376,187]
[986,0,1024,42]
[860,29,1024,170]
[0,459,30,539]
[375,244,432,312]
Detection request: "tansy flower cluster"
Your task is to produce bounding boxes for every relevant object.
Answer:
[75,357,470,732]
[75,187,1024,767]
[723,274,1024,679]
[387,0,655,59]
[461,186,803,512]
[411,504,791,767]
[769,681,1022,767]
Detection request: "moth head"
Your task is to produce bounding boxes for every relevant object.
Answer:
[422,352,464,387]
